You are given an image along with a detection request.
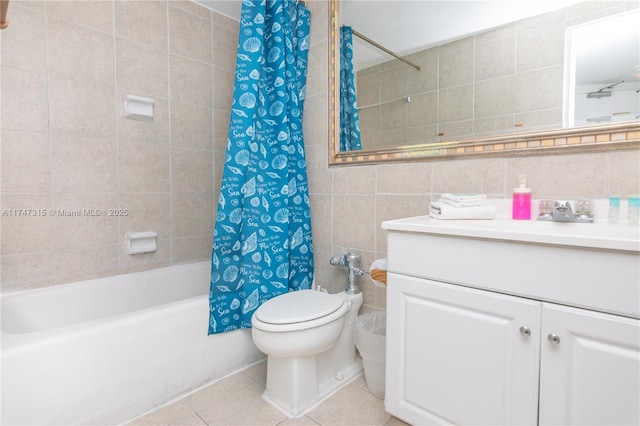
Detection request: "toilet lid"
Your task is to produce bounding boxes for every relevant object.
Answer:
[255,290,345,324]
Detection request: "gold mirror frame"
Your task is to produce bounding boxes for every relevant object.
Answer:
[327,0,640,166]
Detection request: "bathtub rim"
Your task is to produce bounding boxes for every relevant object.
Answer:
[1,261,211,340]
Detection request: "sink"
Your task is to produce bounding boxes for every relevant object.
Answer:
[382,216,640,252]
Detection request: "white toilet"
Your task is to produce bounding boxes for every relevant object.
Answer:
[251,288,363,417]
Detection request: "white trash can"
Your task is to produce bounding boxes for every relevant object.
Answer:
[354,311,386,399]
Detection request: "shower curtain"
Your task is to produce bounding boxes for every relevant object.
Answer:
[208,0,313,334]
[339,26,362,151]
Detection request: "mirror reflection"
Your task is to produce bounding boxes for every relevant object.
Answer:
[337,1,640,152]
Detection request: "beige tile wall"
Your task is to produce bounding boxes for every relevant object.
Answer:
[315,148,640,314]
[2,0,638,323]
[304,1,640,314]
[1,0,238,291]
[356,1,636,150]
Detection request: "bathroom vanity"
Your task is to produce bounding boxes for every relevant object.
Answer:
[382,217,640,425]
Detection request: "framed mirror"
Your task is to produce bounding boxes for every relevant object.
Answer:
[328,0,640,165]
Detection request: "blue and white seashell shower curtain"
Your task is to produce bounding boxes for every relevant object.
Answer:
[208,0,313,334]
[339,26,361,151]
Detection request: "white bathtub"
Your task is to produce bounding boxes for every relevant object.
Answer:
[0,262,264,425]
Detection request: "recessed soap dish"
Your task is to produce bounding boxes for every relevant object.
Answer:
[125,231,158,255]
[123,94,154,121]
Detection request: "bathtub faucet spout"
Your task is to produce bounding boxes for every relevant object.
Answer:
[329,253,363,294]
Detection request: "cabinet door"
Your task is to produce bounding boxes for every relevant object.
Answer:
[386,273,541,425]
[539,303,640,425]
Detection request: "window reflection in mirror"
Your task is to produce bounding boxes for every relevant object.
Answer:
[564,9,640,128]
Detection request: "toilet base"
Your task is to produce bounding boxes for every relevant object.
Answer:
[262,357,363,418]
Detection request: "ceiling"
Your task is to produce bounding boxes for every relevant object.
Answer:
[194,0,639,89]
[340,0,584,69]
[194,1,583,69]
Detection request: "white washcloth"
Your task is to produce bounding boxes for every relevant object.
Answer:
[429,201,496,220]
[439,193,487,207]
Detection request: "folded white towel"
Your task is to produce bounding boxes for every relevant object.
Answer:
[429,201,497,220]
[438,198,487,208]
[440,193,487,207]
[441,193,487,202]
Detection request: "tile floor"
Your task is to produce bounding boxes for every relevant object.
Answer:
[128,360,410,426]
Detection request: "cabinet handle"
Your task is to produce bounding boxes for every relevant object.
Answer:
[548,333,561,345]
[519,326,531,337]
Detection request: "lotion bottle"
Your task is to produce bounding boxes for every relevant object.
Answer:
[608,196,620,224]
[512,174,532,220]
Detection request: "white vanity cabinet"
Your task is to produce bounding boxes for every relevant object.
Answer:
[538,303,640,425]
[386,274,541,425]
[382,217,640,426]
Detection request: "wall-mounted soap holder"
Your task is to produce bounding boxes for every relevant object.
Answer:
[125,231,158,254]
[123,94,154,121]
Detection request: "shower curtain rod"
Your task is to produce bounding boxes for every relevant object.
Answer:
[358,95,411,111]
[350,28,421,71]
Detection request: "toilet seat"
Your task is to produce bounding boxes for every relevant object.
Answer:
[252,290,349,332]
[256,290,345,324]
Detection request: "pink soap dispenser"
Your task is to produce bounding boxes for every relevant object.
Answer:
[512,174,532,220]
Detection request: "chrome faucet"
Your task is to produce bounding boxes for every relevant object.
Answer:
[537,200,594,223]
[329,253,364,294]
[553,200,574,222]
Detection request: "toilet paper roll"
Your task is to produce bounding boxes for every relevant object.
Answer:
[369,258,387,287]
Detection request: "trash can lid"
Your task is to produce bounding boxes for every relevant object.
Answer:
[255,290,345,324]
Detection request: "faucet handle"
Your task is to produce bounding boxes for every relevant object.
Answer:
[575,199,593,216]
[575,199,594,223]
[539,200,554,215]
